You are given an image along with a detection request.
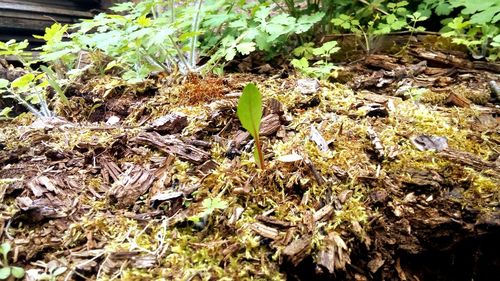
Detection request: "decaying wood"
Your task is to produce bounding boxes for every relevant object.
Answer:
[260,114,281,136]
[304,158,326,185]
[133,132,210,164]
[148,112,188,134]
[317,233,351,274]
[107,165,155,208]
[445,92,471,108]
[410,48,474,69]
[313,205,334,222]
[250,222,281,240]
[99,156,123,184]
[439,149,500,176]
[101,251,157,275]
[256,215,294,228]
[364,55,427,79]
[282,235,312,266]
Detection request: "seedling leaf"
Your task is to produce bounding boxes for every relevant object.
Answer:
[237,83,265,168]
[0,267,10,280]
[237,83,262,140]
[10,267,24,279]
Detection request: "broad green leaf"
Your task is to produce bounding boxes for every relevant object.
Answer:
[235,42,255,55]
[0,267,10,279]
[11,73,34,89]
[10,267,24,279]
[237,83,262,140]
[435,3,453,16]
[0,243,11,255]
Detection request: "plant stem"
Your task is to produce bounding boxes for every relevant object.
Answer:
[190,0,204,68]
[255,137,265,169]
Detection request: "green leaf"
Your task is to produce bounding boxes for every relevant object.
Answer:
[0,79,9,89]
[11,73,34,89]
[202,198,228,211]
[435,3,453,16]
[235,42,256,55]
[0,243,11,255]
[10,267,24,279]
[237,83,265,168]
[224,48,237,61]
[0,267,10,280]
[0,107,12,118]
[237,83,262,140]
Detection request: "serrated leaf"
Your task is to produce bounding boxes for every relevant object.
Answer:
[224,48,237,61]
[10,267,24,279]
[236,42,255,55]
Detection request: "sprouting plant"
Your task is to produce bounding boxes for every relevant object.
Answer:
[189,197,228,223]
[237,83,265,169]
[291,40,340,80]
[0,242,25,280]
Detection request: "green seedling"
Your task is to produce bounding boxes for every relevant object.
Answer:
[237,83,265,169]
[0,243,25,280]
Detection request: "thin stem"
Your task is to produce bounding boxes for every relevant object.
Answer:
[255,136,265,169]
[189,0,204,68]
[168,36,192,72]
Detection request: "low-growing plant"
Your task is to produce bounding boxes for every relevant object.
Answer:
[420,0,500,60]
[237,83,265,169]
[0,242,25,280]
[291,41,340,80]
[0,74,54,119]
[189,197,228,223]
[331,1,421,54]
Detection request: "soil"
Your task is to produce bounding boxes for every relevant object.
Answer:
[0,35,499,281]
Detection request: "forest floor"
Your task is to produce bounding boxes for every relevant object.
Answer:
[1,35,499,281]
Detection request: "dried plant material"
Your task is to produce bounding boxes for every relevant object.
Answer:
[250,223,280,240]
[133,132,210,164]
[282,235,312,266]
[149,112,188,134]
[107,165,155,208]
[310,125,328,151]
[316,232,351,273]
[277,154,303,163]
[411,135,448,152]
[367,127,385,160]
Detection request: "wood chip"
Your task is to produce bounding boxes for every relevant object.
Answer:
[282,235,312,266]
[133,132,210,164]
[250,222,280,239]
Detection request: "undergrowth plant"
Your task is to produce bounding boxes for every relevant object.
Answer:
[0,243,24,280]
[419,0,500,60]
[237,83,265,169]
[291,41,340,79]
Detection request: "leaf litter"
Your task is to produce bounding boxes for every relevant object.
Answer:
[0,46,499,281]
